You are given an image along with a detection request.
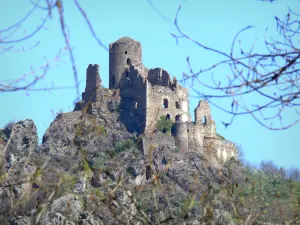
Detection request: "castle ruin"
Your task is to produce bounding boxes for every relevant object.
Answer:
[75,37,237,162]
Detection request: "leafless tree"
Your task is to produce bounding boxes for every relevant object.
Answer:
[260,160,279,177]
[279,166,286,179]
[287,166,300,181]
[172,1,300,130]
[0,0,107,101]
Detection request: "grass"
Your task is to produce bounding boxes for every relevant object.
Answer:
[233,167,300,223]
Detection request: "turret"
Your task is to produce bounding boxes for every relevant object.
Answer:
[174,121,189,151]
[109,37,142,89]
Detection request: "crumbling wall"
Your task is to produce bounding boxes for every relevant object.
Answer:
[145,70,191,134]
[174,122,188,151]
[148,68,172,87]
[194,100,216,138]
[203,138,238,162]
[77,36,238,161]
[119,65,147,133]
[82,64,102,103]
[186,122,203,151]
[109,37,142,89]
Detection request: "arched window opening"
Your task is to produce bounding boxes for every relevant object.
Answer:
[163,99,168,108]
[127,58,131,65]
[175,101,180,109]
[202,116,207,125]
[125,51,128,54]
[187,129,190,132]
[175,114,181,122]
[166,114,171,120]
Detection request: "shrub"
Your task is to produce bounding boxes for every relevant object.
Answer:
[126,166,137,177]
[56,109,63,118]
[2,120,14,137]
[4,120,14,130]
[156,115,174,134]
[115,139,134,153]
[94,126,106,135]
[90,155,110,170]
[83,160,91,173]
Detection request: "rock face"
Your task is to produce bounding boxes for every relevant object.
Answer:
[2,37,296,225]
[0,115,245,225]
[1,116,298,224]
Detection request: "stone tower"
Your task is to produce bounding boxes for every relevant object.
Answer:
[109,37,142,89]
[82,64,102,103]
[194,100,216,138]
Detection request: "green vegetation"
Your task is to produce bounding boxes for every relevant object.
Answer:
[232,166,300,223]
[115,139,134,153]
[33,167,42,181]
[156,115,174,134]
[126,166,137,177]
[90,155,111,170]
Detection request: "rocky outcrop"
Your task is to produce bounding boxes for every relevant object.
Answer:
[1,95,296,225]
[0,113,247,225]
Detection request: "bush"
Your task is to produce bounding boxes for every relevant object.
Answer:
[56,109,63,118]
[126,166,137,177]
[156,115,174,134]
[90,156,108,170]
[115,139,134,153]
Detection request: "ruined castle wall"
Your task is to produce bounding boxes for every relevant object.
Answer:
[195,100,212,123]
[119,67,147,133]
[145,71,191,134]
[203,138,237,162]
[109,37,142,89]
[174,122,188,151]
[82,64,102,103]
[194,100,216,138]
[187,122,195,150]
[197,122,216,139]
[148,68,171,86]
[186,122,203,150]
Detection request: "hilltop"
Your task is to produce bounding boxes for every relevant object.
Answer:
[0,37,299,225]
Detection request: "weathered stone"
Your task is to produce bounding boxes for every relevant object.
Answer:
[73,36,237,162]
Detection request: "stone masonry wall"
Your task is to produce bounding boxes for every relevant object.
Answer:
[203,138,238,162]
[82,64,102,103]
[145,69,191,135]
[194,100,216,138]
[119,65,147,133]
[76,36,238,163]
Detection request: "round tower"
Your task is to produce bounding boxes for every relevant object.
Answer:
[109,37,142,89]
[174,122,189,151]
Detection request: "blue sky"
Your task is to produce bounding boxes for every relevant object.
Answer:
[0,0,299,169]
